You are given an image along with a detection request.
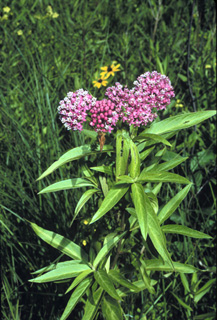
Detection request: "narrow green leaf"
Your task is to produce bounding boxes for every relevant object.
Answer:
[65,269,94,294]
[90,166,113,175]
[139,146,155,161]
[116,132,123,179]
[30,222,88,262]
[37,144,114,180]
[29,264,91,283]
[135,133,172,147]
[158,184,192,224]
[143,111,216,135]
[116,130,131,179]
[108,270,138,291]
[116,279,158,297]
[60,277,92,320]
[145,259,197,273]
[102,295,123,320]
[143,194,173,268]
[161,225,212,239]
[94,270,121,300]
[140,262,155,294]
[32,260,83,275]
[74,189,98,217]
[117,175,134,183]
[82,286,104,320]
[153,157,188,172]
[90,183,129,224]
[131,183,148,240]
[171,293,193,311]
[38,178,94,194]
[194,279,216,303]
[138,171,191,185]
[129,141,140,178]
[93,232,126,268]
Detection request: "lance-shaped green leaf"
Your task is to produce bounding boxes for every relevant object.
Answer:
[142,111,216,135]
[138,171,191,185]
[158,184,192,224]
[37,144,114,180]
[73,189,98,222]
[152,157,188,172]
[32,260,83,275]
[145,259,197,273]
[117,175,135,184]
[131,183,148,240]
[38,178,95,194]
[161,225,212,239]
[115,131,131,179]
[101,295,123,320]
[82,286,104,320]
[135,133,172,147]
[60,277,92,320]
[90,183,129,224]
[65,269,94,294]
[129,141,140,178]
[144,195,173,269]
[94,270,121,300]
[194,279,216,303]
[108,270,138,291]
[29,264,91,283]
[116,279,158,297]
[30,222,88,262]
[90,166,113,175]
[172,293,193,311]
[139,146,155,161]
[140,260,155,294]
[93,232,127,268]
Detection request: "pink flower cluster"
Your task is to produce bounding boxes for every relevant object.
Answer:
[89,99,119,133]
[58,89,96,131]
[58,71,175,132]
[105,71,175,127]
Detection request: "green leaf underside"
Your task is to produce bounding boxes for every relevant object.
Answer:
[37,144,114,180]
[93,232,127,268]
[74,189,98,216]
[65,269,94,294]
[30,222,88,262]
[158,184,192,224]
[60,277,92,320]
[131,183,148,240]
[135,133,172,147]
[138,171,191,184]
[143,111,216,135]
[94,270,121,300]
[32,260,83,275]
[108,270,138,291]
[145,259,197,273]
[144,194,173,269]
[161,225,212,239]
[90,183,129,224]
[38,178,95,194]
[29,264,91,283]
[82,287,104,320]
[102,295,123,320]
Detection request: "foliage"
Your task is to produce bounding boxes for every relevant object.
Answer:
[1,0,216,319]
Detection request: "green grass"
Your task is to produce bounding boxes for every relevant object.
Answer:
[1,0,216,319]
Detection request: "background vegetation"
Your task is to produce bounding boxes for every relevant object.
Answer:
[1,0,216,319]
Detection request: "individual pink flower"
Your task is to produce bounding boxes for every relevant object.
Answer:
[57,89,96,131]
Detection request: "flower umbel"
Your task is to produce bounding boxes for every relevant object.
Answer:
[93,74,109,89]
[100,63,120,78]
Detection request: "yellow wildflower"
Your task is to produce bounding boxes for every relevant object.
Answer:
[17,30,23,36]
[3,7,11,13]
[175,103,184,108]
[46,5,53,16]
[83,220,88,225]
[1,14,8,20]
[176,99,181,103]
[52,12,59,18]
[100,63,120,78]
[93,74,109,89]
[82,240,87,246]
[205,64,211,69]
